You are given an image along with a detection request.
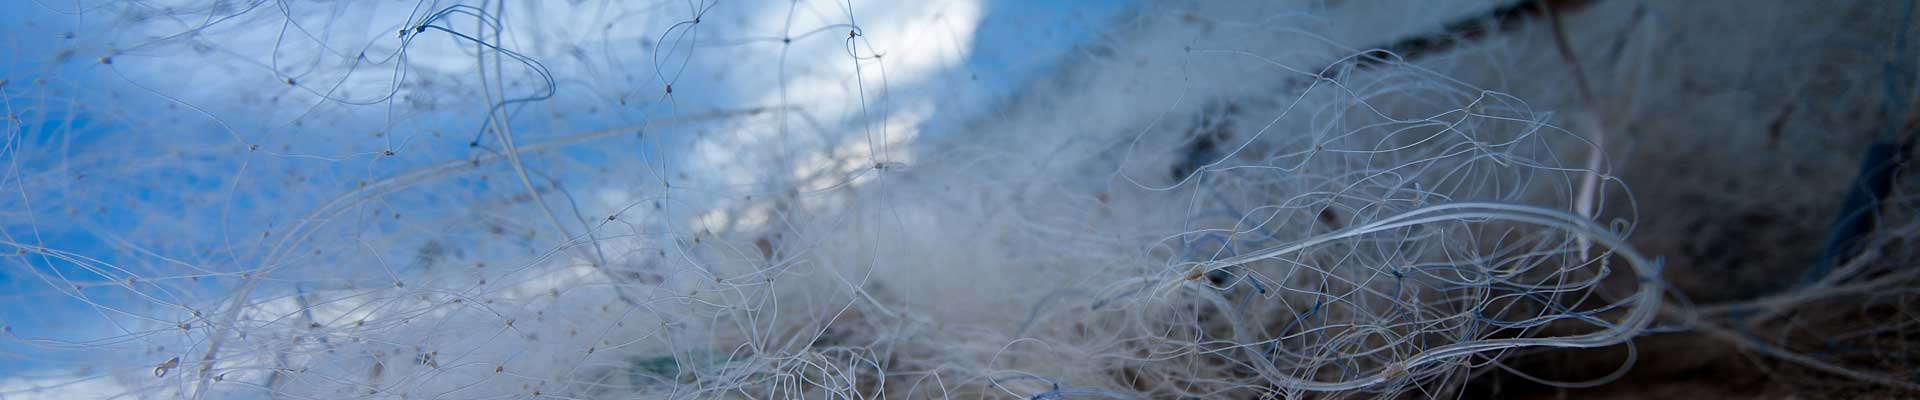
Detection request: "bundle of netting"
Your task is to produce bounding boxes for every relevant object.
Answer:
[846,46,1657,398]
[0,0,1680,399]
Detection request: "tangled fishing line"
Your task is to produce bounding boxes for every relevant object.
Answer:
[3,0,1913,399]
